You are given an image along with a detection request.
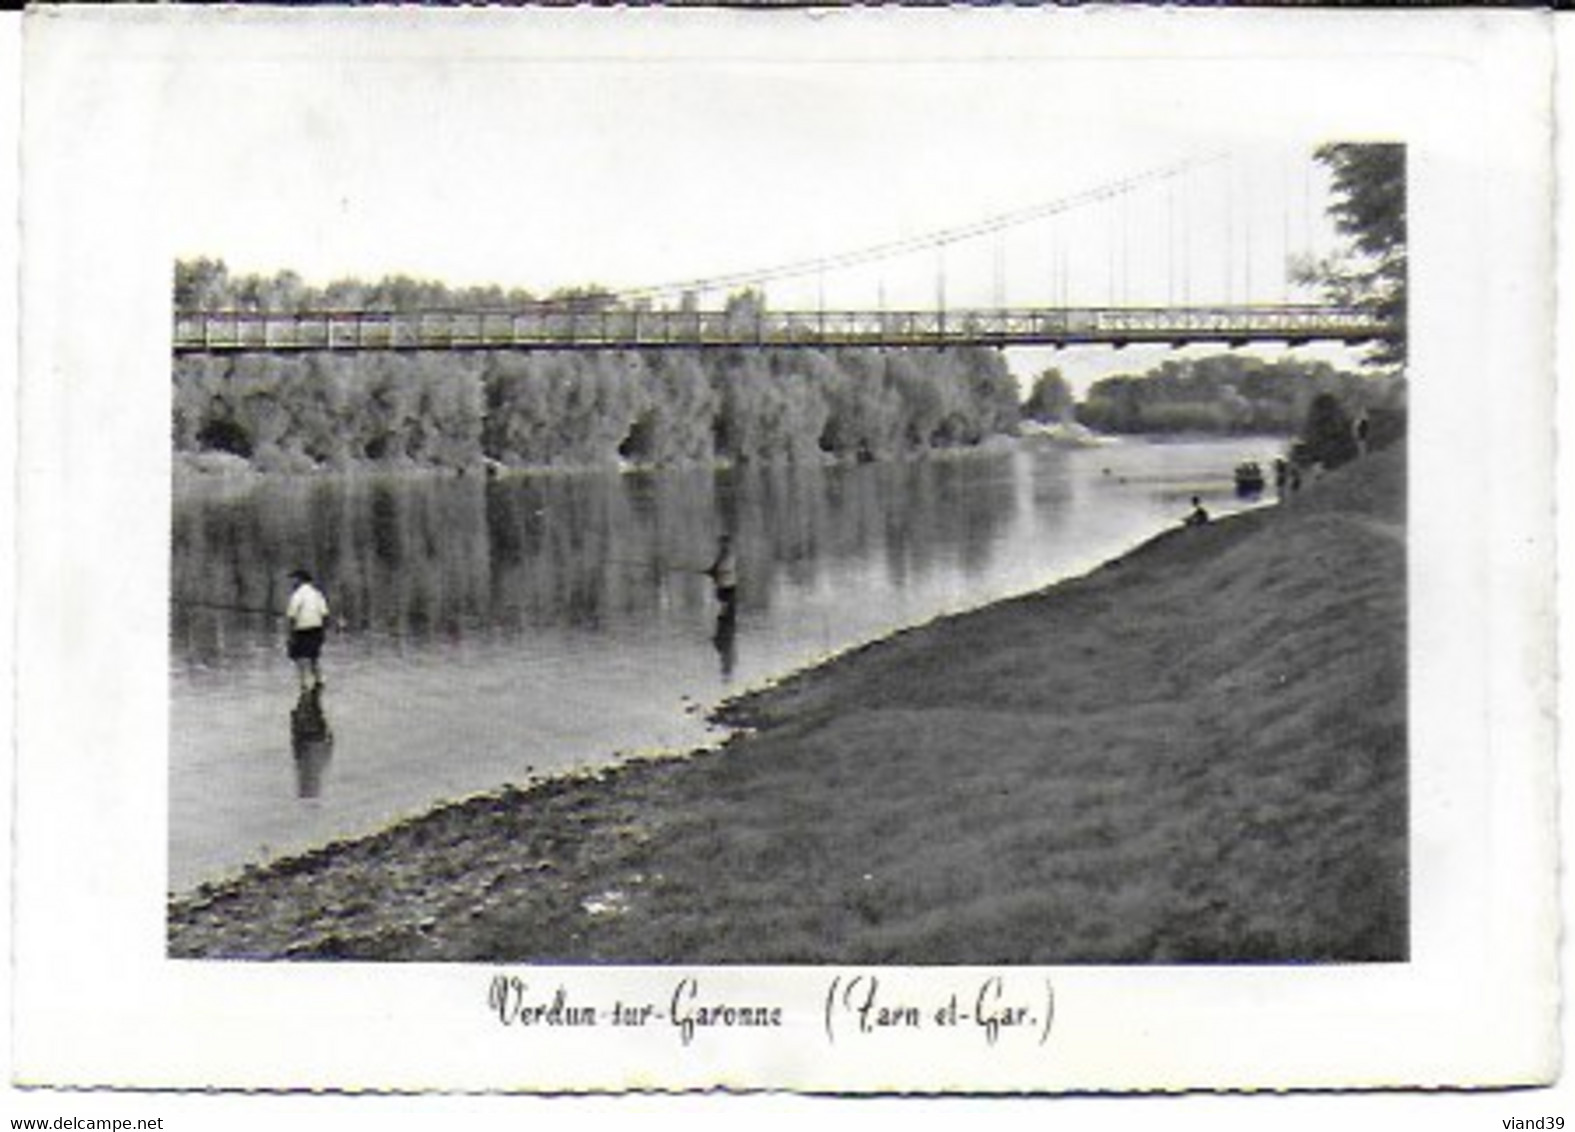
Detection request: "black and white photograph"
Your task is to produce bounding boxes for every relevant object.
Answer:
[9,4,1562,1104]
[165,118,1407,968]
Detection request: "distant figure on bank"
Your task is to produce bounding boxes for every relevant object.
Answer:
[1354,415,1371,457]
[1184,496,1210,528]
[289,684,334,799]
[706,533,738,611]
[285,568,330,691]
[1274,457,1290,500]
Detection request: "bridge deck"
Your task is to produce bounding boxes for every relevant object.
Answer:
[173,305,1399,354]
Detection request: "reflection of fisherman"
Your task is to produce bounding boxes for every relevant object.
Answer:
[705,534,738,610]
[1184,496,1211,528]
[285,568,331,691]
[712,603,738,684]
[289,685,334,800]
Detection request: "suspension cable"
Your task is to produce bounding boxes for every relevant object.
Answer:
[612,152,1228,306]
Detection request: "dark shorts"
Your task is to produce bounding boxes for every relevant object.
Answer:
[288,626,326,661]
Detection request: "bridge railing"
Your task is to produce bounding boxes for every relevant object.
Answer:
[173,304,1399,353]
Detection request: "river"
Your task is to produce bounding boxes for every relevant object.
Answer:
[169,435,1280,892]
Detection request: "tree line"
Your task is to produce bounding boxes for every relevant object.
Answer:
[175,257,601,315]
[173,342,1022,473]
[174,261,1027,472]
[175,232,1403,475]
[1054,355,1404,436]
[178,342,1402,476]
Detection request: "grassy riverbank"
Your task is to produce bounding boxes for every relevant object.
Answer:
[169,443,1406,963]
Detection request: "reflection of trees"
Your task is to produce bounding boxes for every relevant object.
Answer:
[171,453,1019,667]
[727,464,831,596]
[335,480,491,640]
[724,457,1016,598]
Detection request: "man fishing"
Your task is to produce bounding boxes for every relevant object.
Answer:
[706,533,738,612]
[285,569,331,690]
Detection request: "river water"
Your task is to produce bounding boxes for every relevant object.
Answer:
[169,435,1280,892]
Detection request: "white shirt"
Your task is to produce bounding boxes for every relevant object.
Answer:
[286,583,330,630]
[711,547,737,589]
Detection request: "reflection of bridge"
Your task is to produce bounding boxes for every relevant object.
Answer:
[172,303,1397,354]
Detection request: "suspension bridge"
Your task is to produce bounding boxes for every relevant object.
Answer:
[171,152,1403,356]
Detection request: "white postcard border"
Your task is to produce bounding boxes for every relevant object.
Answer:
[12,6,1559,1093]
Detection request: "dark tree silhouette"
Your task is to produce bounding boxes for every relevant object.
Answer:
[1022,368,1074,424]
[1297,392,1360,471]
[1075,354,1398,436]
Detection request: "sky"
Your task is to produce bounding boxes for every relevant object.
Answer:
[103,10,1363,387]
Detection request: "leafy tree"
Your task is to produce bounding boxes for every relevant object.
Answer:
[953,347,1021,439]
[883,354,940,447]
[642,352,719,464]
[262,271,307,314]
[174,258,233,311]
[1074,354,1397,436]
[724,288,768,332]
[1294,143,1407,368]
[367,275,431,312]
[323,278,369,312]
[1296,392,1359,470]
[1022,368,1074,423]
[546,285,620,313]
[173,262,1031,470]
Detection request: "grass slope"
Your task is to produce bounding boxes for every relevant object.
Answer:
[169,444,1406,963]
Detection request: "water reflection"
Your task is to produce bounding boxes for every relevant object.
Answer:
[171,438,1282,890]
[713,602,739,684]
[171,456,1023,668]
[706,532,741,683]
[289,685,334,800]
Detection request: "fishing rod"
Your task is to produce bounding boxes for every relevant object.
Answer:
[174,597,357,636]
[605,548,819,575]
[603,557,715,576]
[172,597,279,616]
